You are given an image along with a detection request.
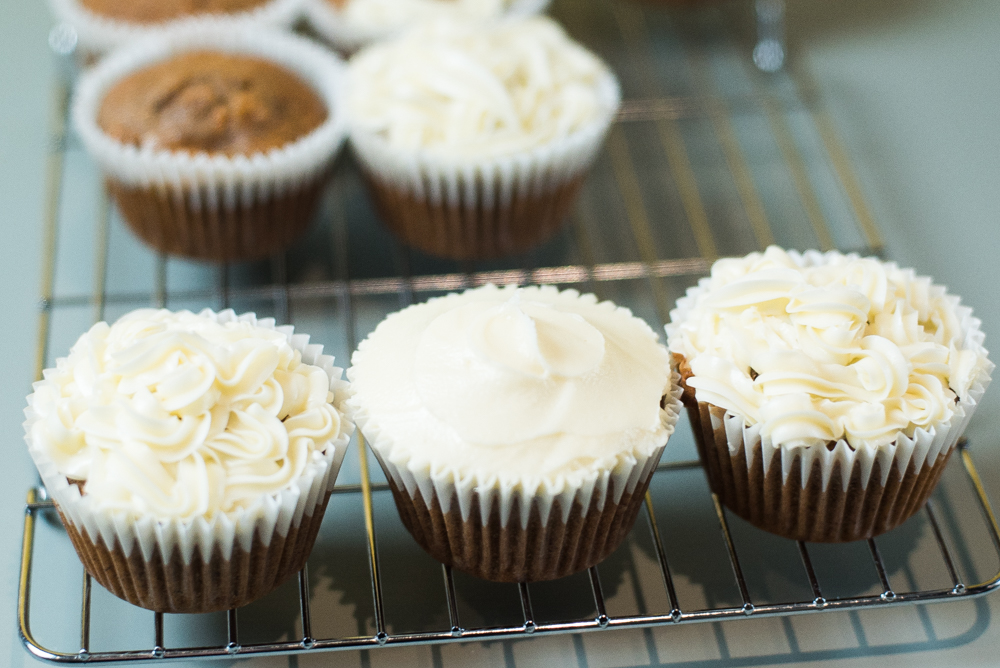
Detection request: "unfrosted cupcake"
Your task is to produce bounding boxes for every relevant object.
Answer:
[73,26,347,262]
[49,0,303,56]
[24,309,353,613]
[346,17,620,260]
[667,247,992,542]
[305,0,548,53]
[348,284,682,582]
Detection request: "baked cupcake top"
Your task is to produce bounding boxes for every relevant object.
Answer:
[347,17,618,159]
[97,51,328,157]
[79,0,270,23]
[667,246,991,450]
[348,284,676,484]
[26,309,347,520]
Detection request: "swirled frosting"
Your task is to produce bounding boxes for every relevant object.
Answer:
[331,0,510,33]
[347,17,615,158]
[28,310,343,519]
[668,246,990,450]
[348,285,673,480]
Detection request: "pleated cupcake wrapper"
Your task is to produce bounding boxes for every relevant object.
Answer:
[49,0,304,56]
[350,367,681,580]
[73,26,347,259]
[57,489,333,613]
[304,0,550,53]
[687,397,975,542]
[381,447,663,582]
[348,70,619,258]
[24,309,354,608]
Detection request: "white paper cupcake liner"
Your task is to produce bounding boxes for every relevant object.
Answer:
[74,25,347,195]
[24,308,355,567]
[666,249,993,492]
[352,371,682,531]
[352,370,680,581]
[49,0,305,56]
[72,25,348,259]
[304,0,549,54]
[347,64,618,258]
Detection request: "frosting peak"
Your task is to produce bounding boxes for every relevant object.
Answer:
[414,290,644,446]
[466,291,606,380]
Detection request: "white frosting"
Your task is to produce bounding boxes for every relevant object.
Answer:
[668,247,992,451]
[347,17,616,159]
[337,0,509,31]
[28,309,345,520]
[349,285,675,486]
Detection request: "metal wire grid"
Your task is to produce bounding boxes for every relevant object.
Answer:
[17,0,1000,662]
[19,449,1000,663]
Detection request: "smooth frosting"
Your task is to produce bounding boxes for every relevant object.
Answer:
[334,0,510,32]
[347,17,614,158]
[668,246,991,450]
[348,285,673,482]
[29,309,343,520]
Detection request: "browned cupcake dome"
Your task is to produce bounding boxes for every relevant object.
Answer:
[80,0,271,24]
[98,51,328,157]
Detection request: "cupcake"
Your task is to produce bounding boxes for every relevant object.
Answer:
[304,0,548,54]
[48,0,303,57]
[345,17,620,260]
[73,26,347,262]
[24,309,354,613]
[666,247,992,543]
[347,284,682,582]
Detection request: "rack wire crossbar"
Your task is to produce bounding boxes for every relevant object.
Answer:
[18,444,1000,663]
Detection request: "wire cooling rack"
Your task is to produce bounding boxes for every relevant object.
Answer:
[19,0,1000,663]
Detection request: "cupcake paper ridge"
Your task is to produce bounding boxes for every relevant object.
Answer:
[24,308,354,565]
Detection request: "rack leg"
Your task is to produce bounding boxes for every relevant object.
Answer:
[753,0,786,72]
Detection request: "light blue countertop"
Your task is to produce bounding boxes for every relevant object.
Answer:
[2,1,999,666]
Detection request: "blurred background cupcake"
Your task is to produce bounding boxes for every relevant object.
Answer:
[73,25,347,262]
[345,16,620,261]
[48,0,304,58]
[304,0,548,54]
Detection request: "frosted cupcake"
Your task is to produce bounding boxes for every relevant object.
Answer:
[346,17,620,260]
[73,26,347,262]
[667,247,992,542]
[49,0,303,57]
[24,309,353,613]
[348,285,682,582]
[305,0,548,53]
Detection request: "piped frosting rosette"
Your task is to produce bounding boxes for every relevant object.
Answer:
[24,309,354,613]
[348,284,682,582]
[305,0,549,53]
[73,26,347,261]
[666,247,993,542]
[345,17,620,260]
[49,0,304,56]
